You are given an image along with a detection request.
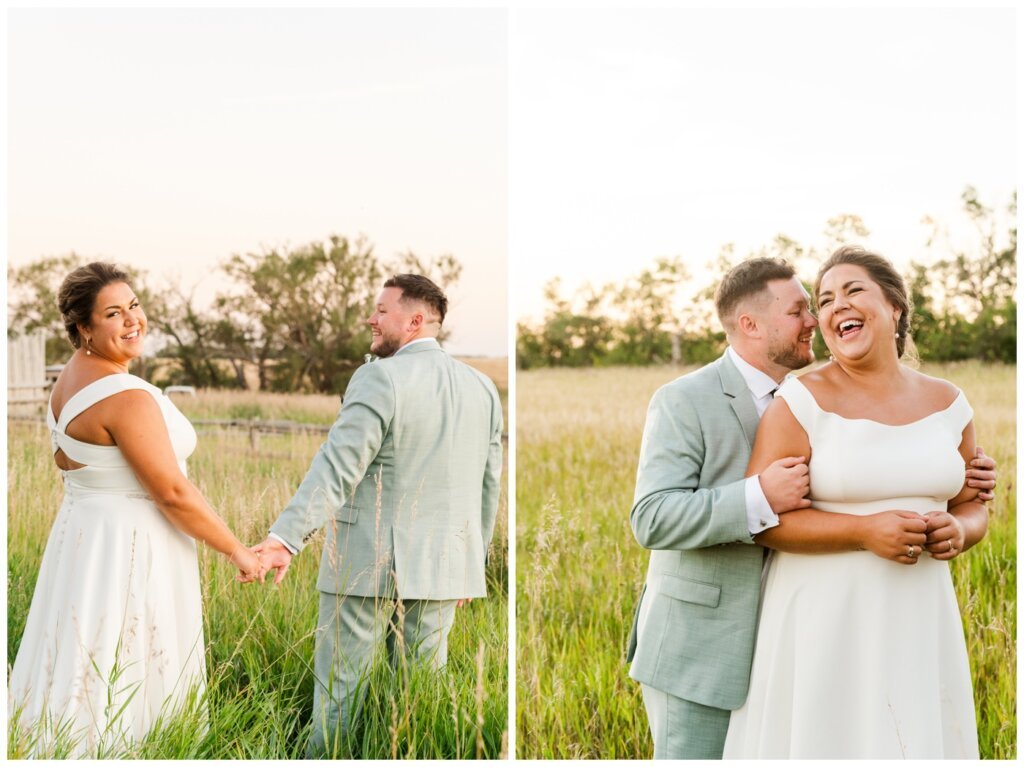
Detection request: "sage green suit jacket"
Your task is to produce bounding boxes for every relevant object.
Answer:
[627,351,765,711]
[270,339,503,600]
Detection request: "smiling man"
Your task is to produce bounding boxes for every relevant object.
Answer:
[625,257,997,759]
[249,274,504,756]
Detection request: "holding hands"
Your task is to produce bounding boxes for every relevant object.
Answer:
[240,537,293,585]
[227,535,294,586]
[229,546,266,582]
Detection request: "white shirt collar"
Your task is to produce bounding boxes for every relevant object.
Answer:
[397,337,437,353]
[726,346,783,401]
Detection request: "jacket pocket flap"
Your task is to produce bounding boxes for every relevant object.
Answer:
[336,505,359,524]
[659,575,720,607]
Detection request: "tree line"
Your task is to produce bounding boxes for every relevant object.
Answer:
[517,187,1016,369]
[7,235,462,393]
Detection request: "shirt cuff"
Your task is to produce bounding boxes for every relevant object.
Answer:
[745,475,780,536]
[268,531,298,555]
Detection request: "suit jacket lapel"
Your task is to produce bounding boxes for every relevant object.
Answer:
[717,353,760,450]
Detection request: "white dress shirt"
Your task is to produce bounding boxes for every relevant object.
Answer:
[726,346,786,536]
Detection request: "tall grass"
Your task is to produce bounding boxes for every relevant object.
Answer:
[8,374,508,759]
[516,361,1016,759]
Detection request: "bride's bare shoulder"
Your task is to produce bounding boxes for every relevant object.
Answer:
[904,368,961,408]
[794,362,842,395]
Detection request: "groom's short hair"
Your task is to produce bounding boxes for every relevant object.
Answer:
[715,257,796,332]
[384,274,448,323]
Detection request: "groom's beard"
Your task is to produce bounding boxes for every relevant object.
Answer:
[768,339,814,371]
[371,335,401,358]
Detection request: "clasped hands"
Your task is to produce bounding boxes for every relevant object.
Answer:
[859,510,965,565]
[763,446,995,565]
[230,538,293,585]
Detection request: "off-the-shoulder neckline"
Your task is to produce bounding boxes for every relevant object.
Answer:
[781,376,964,427]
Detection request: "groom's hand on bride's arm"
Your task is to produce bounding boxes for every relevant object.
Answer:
[758,456,812,514]
[251,537,293,585]
[966,446,997,502]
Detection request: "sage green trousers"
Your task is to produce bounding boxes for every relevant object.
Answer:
[640,683,732,759]
[308,593,457,757]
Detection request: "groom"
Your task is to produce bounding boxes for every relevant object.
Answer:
[626,257,997,759]
[251,274,504,755]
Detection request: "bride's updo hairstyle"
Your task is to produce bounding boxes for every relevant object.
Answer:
[58,262,132,349]
[813,245,914,359]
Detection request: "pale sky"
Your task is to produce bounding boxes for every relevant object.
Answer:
[7,8,507,356]
[6,7,1018,347]
[509,7,1016,322]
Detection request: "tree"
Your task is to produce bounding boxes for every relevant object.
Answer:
[216,235,464,393]
[823,214,870,252]
[525,278,613,367]
[149,284,242,389]
[913,187,1016,362]
[606,257,689,365]
[516,189,1013,368]
[8,254,85,363]
[515,321,545,370]
[219,235,383,393]
[9,233,466,392]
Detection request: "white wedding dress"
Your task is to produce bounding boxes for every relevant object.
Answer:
[723,376,979,759]
[9,374,207,757]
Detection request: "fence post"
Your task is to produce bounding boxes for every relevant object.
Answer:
[7,331,48,415]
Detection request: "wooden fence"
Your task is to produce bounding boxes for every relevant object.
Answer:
[6,413,507,451]
[7,331,48,415]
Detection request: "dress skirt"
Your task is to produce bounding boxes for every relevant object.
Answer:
[9,481,207,757]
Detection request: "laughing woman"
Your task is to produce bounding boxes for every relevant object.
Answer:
[8,262,264,757]
[723,246,987,758]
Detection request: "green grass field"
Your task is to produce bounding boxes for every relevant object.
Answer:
[8,370,509,759]
[516,361,1016,759]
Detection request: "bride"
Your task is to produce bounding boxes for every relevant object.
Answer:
[722,246,987,758]
[8,262,264,757]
